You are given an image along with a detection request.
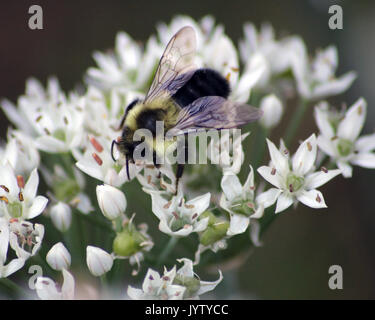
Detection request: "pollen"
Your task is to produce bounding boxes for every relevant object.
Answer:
[90,136,103,153]
[0,185,9,192]
[92,153,103,166]
[17,175,25,189]
[163,201,172,209]
[225,72,231,81]
[307,142,312,151]
[18,192,24,202]
[0,196,9,204]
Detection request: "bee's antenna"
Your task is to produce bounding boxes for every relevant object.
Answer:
[126,155,131,180]
[111,140,118,162]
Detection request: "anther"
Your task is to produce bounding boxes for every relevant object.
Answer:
[226,72,231,81]
[35,115,42,122]
[307,142,312,151]
[231,67,239,72]
[289,184,294,193]
[316,194,321,203]
[163,201,172,209]
[331,136,338,141]
[18,192,24,202]
[63,117,69,125]
[149,275,154,280]
[147,175,151,184]
[0,185,9,192]
[160,182,167,190]
[17,175,25,189]
[90,136,103,153]
[358,106,362,115]
[0,196,9,204]
[172,212,179,219]
[247,202,254,209]
[44,128,51,135]
[184,204,194,209]
[192,213,198,219]
[92,153,103,166]
[321,167,328,173]
[271,168,276,175]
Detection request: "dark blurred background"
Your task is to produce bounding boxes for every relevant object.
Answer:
[1,0,375,299]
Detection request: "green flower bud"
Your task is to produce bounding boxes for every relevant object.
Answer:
[54,178,80,202]
[199,211,229,246]
[173,274,201,298]
[113,223,147,257]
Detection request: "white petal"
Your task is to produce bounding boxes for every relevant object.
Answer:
[266,139,289,174]
[297,189,327,209]
[27,196,48,219]
[35,136,67,153]
[196,270,223,296]
[185,193,211,215]
[257,166,283,189]
[337,161,353,178]
[142,268,161,292]
[256,188,281,209]
[36,277,62,300]
[243,165,255,198]
[1,258,25,278]
[0,219,9,264]
[304,169,341,189]
[227,214,249,236]
[351,152,375,169]
[292,134,317,175]
[23,168,39,200]
[311,72,357,100]
[127,286,144,300]
[314,102,335,138]
[337,98,367,141]
[61,269,75,300]
[275,193,293,213]
[220,173,242,201]
[355,134,375,152]
[176,258,194,278]
[317,135,336,158]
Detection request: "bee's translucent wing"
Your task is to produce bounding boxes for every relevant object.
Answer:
[145,26,197,102]
[166,96,263,136]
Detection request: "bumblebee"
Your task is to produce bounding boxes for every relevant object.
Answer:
[112,26,262,187]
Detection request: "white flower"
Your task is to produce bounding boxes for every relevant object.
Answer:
[0,218,25,278]
[46,242,71,271]
[259,94,283,129]
[75,135,142,187]
[315,98,375,177]
[148,191,210,237]
[36,269,75,300]
[257,134,341,213]
[290,45,356,100]
[96,184,126,220]
[86,246,114,277]
[239,23,294,88]
[207,129,249,175]
[1,78,85,153]
[50,202,72,232]
[220,166,264,236]
[1,130,40,176]
[0,165,48,220]
[137,164,177,195]
[127,258,222,300]
[86,32,159,92]
[9,220,44,259]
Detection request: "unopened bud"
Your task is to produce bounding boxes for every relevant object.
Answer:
[50,202,72,232]
[86,246,113,277]
[113,224,147,257]
[96,184,126,220]
[259,94,283,129]
[46,242,71,271]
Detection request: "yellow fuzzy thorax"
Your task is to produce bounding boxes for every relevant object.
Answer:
[124,97,180,131]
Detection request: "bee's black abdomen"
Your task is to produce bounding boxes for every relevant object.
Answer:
[172,68,230,107]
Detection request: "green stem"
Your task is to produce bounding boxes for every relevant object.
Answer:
[75,211,113,233]
[157,237,179,267]
[252,126,269,168]
[284,99,309,146]
[0,278,25,297]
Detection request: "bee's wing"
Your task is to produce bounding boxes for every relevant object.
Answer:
[145,26,197,102]
[166,96,263,137]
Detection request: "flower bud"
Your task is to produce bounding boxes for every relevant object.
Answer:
[112,223,147,257]
[86,246,113,277]
[96,184,126,220]
[199,211,229,246]
[259,94,283,129]
[50,202,72,232]
[46,242,71,271]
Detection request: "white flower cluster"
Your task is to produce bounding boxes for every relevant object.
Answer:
[0,15,372,300]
